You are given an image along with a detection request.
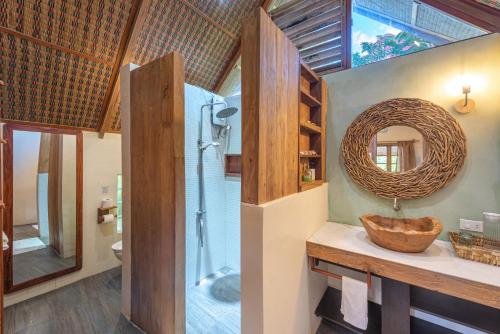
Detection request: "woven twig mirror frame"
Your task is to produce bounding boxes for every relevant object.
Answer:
[341,98,466,200]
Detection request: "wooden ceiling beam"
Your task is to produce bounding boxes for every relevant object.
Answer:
[0,26,114,66]
[214,0,272,94]
[98,0,149,137]
[213,43,241,93]
[178,0,238,40]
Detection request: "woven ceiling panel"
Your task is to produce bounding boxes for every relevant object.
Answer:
[0,0,133,129]
[1,34,112,128]
[190,0,259,36]
[109,0,260,131]
[132,0,235,90]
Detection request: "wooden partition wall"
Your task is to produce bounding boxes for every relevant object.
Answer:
[241,7,300,205]
[241,8,327,205]
[130,53,185,334]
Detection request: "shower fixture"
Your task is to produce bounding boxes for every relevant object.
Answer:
[215,107,238,119]
[213,106,238,140]
[197,101,238,247]
[199,141,220,151]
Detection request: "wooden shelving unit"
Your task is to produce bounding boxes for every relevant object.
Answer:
[300,121,322,134]
[298,62,326,192]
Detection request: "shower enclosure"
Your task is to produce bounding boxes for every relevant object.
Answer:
[197,102,237,248]
[185,84,242,333]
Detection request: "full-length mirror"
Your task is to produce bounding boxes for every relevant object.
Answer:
[369,126,426,173]
[3,124,82,292]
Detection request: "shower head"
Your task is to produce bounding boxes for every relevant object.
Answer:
[215,107,238,119]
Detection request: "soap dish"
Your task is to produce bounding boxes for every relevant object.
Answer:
[449,232,500,266]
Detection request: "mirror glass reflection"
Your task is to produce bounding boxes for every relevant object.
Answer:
[369,126,426,173]
[12,130,77,285]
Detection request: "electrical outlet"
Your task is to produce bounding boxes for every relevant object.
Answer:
[459,219,483,233]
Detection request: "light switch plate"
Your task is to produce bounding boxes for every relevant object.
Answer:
[459,219,483,232]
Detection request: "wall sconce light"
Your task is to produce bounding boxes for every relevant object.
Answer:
[454,80,475,114]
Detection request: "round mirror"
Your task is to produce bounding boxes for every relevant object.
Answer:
[341,98,466,200]
[369,126,425,173]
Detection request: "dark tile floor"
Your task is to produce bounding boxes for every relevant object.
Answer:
[13,247,76,284]
[4,267,143,334]
[4,267,242,334]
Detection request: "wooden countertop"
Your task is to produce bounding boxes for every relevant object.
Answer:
[307,222,500,309]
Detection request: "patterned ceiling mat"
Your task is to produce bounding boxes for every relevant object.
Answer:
[108,0,260,132]
[1,0,260,131]
[0,33,113,129]
[0,0,133,129]
[476,0,500,9]
[132,0,238,90]
[190,0,260,36]
[2,0,132,63]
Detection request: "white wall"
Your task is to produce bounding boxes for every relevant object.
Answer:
[12,131,41,226]
[241,184,329,334]
[119,63,139,319]
[5,132,122,306]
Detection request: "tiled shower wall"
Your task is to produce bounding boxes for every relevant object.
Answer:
[185,84,241,288]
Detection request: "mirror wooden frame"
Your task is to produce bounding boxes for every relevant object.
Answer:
[3,123,83,293]
[341,98,466,200]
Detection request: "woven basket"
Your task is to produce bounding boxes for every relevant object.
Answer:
[449,232,500,266]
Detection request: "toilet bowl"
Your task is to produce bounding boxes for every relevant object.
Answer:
[112,240,122,261]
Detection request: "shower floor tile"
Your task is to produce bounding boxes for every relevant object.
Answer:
[187,267,240,334]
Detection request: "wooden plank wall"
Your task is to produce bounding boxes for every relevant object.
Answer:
[130,53,186,334]
[241,7,300,205]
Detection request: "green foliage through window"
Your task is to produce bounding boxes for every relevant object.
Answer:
[353,32,434,67]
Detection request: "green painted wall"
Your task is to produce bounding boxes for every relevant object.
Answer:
[324,34,500,239]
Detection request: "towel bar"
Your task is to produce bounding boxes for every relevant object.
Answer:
[309,256,372,289]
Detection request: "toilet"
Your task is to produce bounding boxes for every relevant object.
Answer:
[112,240,122,261]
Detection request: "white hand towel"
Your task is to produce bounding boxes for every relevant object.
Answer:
[341,276,368,330]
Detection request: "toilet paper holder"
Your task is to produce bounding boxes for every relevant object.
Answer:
[97,205,117,224]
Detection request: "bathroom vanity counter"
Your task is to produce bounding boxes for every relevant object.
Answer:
[307,222,500,309]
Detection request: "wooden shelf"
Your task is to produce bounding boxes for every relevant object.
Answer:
[299,154,321,158]
[301,62,320,83]
[98,205,117,213]
[300,122,322,134]
[298,65,326,194]
[301,90,322,107]
[300,180,323,191]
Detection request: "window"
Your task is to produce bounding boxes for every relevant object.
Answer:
[351,0,488,67]
[376,144,400,172]
[116,174,123,233]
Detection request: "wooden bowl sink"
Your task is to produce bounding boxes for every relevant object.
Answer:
[359,215,443,253]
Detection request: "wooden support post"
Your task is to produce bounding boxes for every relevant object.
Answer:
[382,278,411,334]
[130,53,185,334]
